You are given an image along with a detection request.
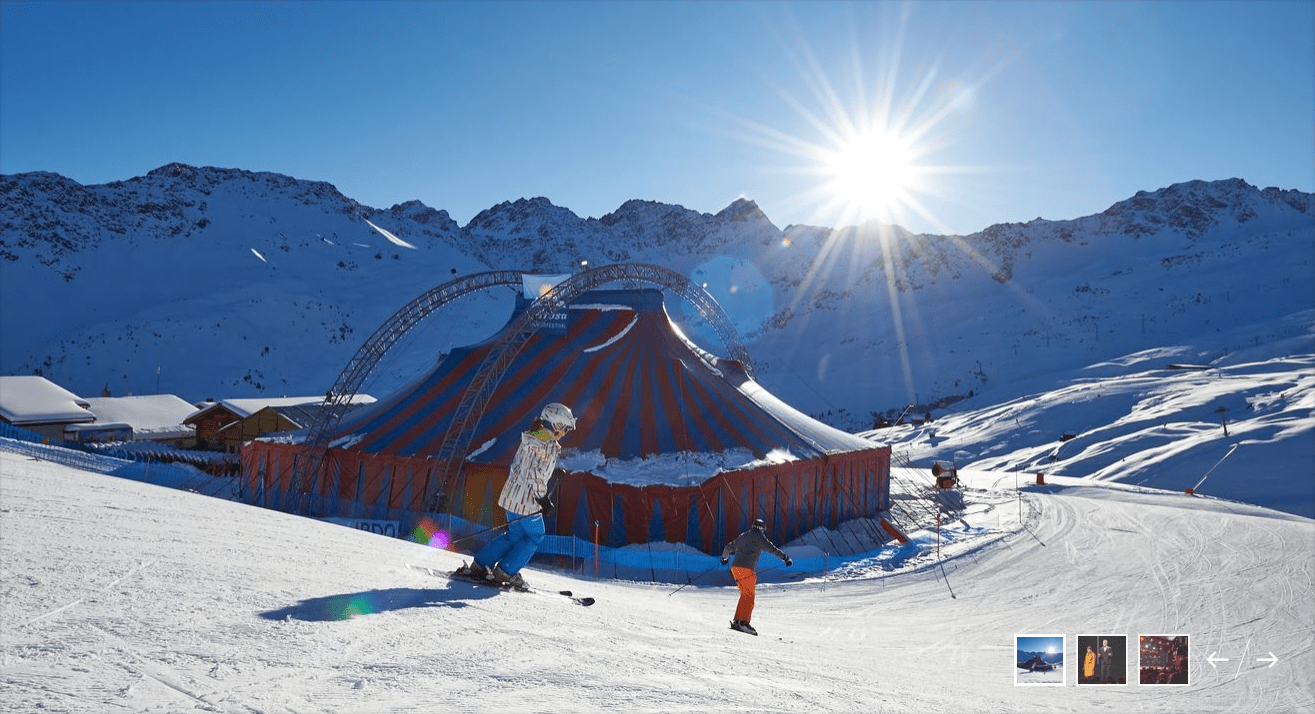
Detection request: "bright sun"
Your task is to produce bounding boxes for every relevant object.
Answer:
[720,5,991,234]
[711,5,1001,409]
[820,129,920,222]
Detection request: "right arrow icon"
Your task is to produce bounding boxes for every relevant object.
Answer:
[1257,652,1278,668]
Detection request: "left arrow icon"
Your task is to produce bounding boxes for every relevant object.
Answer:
[1206,652,1229,668]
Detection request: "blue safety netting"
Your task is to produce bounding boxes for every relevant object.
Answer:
[3,425,926,585]
[416,512,928,585]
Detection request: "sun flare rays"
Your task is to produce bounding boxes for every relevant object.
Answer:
[715,3,1009,405]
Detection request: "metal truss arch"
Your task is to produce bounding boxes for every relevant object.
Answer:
[294,270,527,508]
[426,262,754,511]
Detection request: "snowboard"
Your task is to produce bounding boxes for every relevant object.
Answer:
[730,620,758,636]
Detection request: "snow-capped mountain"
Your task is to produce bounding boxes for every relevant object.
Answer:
[1017,649,1065,665]
[2,167,1313,711]
[3,164,1307,417]
[2,165,1312,516]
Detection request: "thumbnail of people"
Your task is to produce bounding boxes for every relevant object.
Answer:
[1139,634,1189,686]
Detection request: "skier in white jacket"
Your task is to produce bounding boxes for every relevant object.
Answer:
[468,403,575,588]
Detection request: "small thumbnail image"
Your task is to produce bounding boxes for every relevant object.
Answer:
[1077,634,1128,685]
[1015,634,1065,686]
[1139,634,1189,685]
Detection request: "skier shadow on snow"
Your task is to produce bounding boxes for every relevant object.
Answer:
[257,582,500,622]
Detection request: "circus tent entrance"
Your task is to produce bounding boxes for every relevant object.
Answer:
[240,272,890,555]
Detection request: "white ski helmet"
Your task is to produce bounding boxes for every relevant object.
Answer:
[540,402,576,430]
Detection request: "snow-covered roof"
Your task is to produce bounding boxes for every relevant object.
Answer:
[82,395,199,439]
[0,376,93,426]
[191,395,377,421]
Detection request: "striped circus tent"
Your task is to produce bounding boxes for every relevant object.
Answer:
[241,287,890,554]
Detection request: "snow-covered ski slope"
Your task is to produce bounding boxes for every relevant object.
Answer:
[2,456,1311,713]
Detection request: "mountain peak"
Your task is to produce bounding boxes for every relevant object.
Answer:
[715,197,770,224]
[465,196,582,233]
[146,162,202,179]
[598,199,701,227]
[1098,177,1307,239]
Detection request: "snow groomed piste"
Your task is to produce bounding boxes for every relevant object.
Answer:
[4,454,1311,712]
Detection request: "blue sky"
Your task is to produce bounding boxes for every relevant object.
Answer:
[1017,635,1064,654]
[2,1,1311,236]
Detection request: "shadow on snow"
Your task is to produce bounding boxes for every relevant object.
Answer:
[257,581,499,622]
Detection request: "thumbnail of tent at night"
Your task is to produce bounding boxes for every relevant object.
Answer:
[240,268,891,554]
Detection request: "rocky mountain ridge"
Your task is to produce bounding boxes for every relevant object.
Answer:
[1,164,1310,430]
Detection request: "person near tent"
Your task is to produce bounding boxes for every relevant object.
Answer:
[464,402,575,589]
[1083,645,1096,681]
[720,517,792,635]
[1167,645,1189,684]
[1098,638,1114,682]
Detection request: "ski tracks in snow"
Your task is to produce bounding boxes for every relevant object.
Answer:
[1019,483,1313,712]
[16,559,157,629]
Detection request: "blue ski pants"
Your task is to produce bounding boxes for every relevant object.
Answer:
[473,511,545,576]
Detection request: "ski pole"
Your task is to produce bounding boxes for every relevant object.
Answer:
[445,468,564,548]
[668,561,724,596]
[446,510,544,548]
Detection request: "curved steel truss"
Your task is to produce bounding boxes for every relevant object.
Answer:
[424,263,754,510]
[292,263,753,515]
[292,270,525,509]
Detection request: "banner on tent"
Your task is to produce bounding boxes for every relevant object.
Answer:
[322,517,401,537]
[530,306,570,334]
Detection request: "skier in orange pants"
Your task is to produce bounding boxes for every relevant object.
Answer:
[720,518,792,635]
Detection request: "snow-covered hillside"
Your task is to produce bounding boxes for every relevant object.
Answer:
[2,166,1312,519]
[2,452,1311,713]
[876,321,1315,518]
[1,166,1310,433]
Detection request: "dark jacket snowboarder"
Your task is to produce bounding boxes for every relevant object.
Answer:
[721,520,791,569]
[720,518,792,635]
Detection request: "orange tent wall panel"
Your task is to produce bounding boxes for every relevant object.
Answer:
[453,464,509,528]
[240,440,891,555]
[359,459,388,508]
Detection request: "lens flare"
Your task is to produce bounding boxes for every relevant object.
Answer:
[685,255,775,338]
[704,4,1016,406]
[408,516,451,549]
[324,593,381,620]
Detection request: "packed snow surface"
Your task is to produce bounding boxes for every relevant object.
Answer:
[2,454,1311,713]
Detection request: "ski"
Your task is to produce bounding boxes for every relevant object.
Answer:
[406,563,595,606]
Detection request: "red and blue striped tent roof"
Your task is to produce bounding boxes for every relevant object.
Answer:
[329,288,876,466]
